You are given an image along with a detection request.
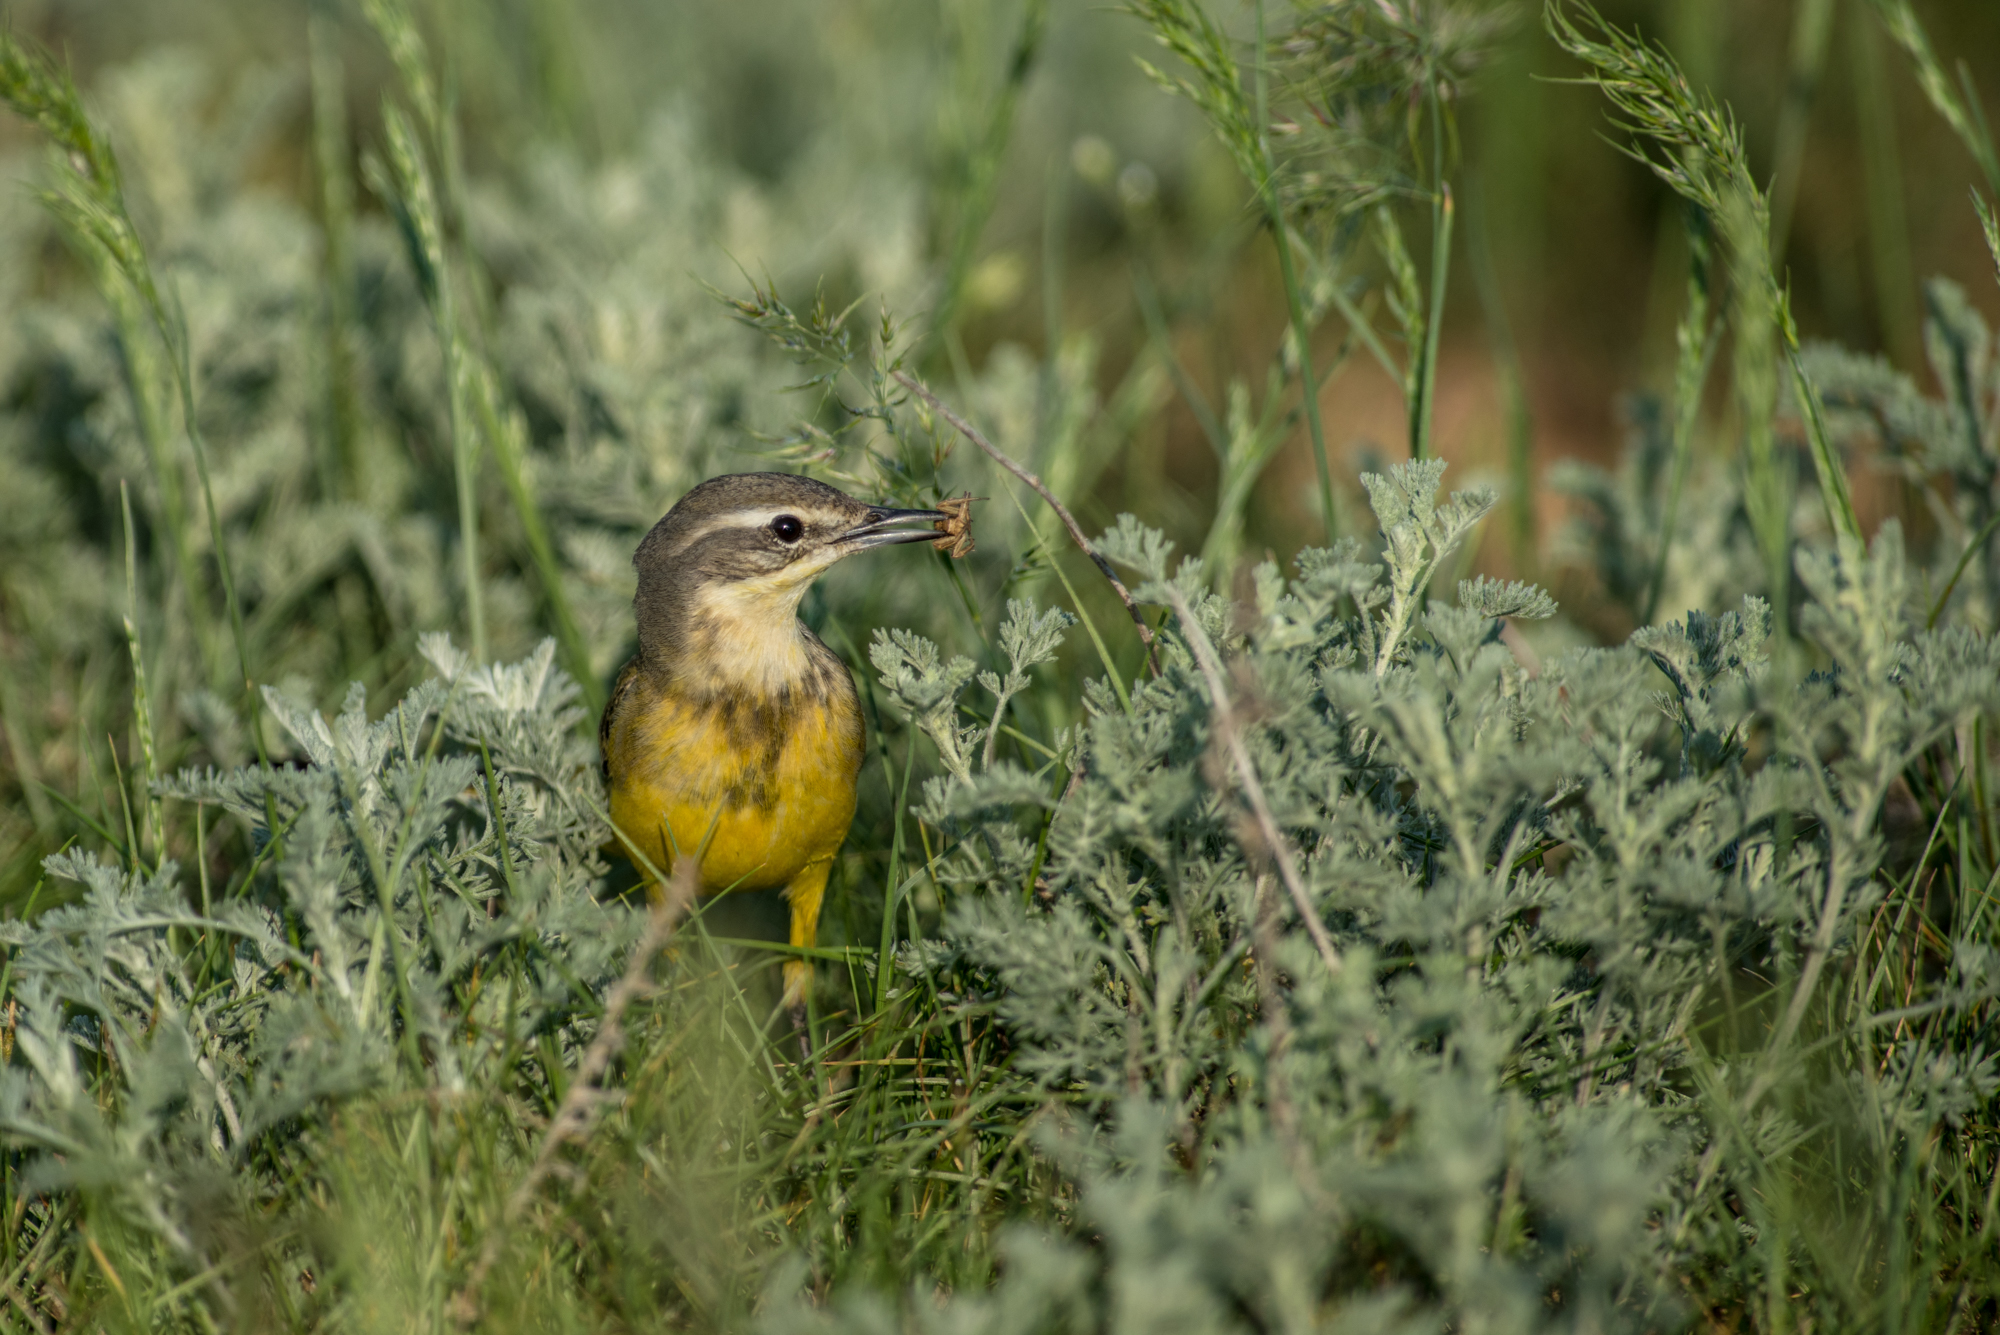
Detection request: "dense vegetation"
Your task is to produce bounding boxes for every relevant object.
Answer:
[2,0,1999,1329]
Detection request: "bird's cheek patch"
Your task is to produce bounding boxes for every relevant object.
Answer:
[781,545,851,583]
[723,557,831,604]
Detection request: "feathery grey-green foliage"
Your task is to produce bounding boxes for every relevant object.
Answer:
[3,0,2000,1331]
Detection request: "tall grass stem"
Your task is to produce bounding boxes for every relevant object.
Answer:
[1767,0,1836,259]
[119,483,162,863]
[309,5,364,495]
[1252,2,1336,533]
[928,0,1048,346]
[1850,11,1923,369]
[478,387,600,709]
[1413,88,1456,463]
[1643,224,1718,624]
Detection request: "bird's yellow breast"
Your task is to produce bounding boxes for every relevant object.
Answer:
[603,651,864,895]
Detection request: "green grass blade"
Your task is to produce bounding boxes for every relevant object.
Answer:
[119,483,162,865]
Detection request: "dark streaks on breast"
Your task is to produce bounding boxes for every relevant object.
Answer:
[712,690,790,811]
[613,618,865,815]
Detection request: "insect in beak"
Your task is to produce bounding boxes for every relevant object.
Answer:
[840,506,950,551]
[929,492,981,558]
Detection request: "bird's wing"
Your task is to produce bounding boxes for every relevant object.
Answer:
[600,656,643,782]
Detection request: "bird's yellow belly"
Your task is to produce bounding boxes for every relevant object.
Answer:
[605,684,862,896]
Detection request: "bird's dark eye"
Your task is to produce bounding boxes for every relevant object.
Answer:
[771,514,805,544]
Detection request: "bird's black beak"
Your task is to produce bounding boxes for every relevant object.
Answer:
[840,505,948,551]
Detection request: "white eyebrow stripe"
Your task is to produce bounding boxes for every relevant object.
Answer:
[673,507,841,548]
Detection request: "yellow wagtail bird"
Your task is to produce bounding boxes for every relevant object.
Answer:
[600,472,951,1017]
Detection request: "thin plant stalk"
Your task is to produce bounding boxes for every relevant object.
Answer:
[1928,510,2000,630]
[1413,90,1455,462]
[0,34,268,749]
[1132,268,1228,459]
[1002,483,1132,714]
[364,7,487,660]
[1249,873,1305,1175]
[119,484,163,865]
[0,664,56,842]
[1867,0,2000,197]
[364,2,594,693]
[1272,225,1337,530]
[475,384,600,709]
[1463,176,1536,573]
[452,858,698,1325]
[1164,584,1342,980]
[823,609,920,1013]
[1783,330,1863,546]
[420,136,485,660]
[1254,0,1336,534]
[104,281,212,675]
[893,369,1157,668]
[929,0,1049,345]
[1549,1,1863,596]
[1643,221,1719,625]
[1767,0,1838,259]
[1412,185,1455,462]
[163,295,274,768]
[309,3,364,495]
[876,742,921,1014]
[1200,350,1353,574]
[1043,156,1068,383]
[1326,278,1401,391]
[1850,10,1922,369]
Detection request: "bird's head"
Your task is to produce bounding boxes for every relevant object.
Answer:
[632,472,944,674]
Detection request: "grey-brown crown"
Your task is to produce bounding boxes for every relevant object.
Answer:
[631,472,943,665]
[634,473,864,571]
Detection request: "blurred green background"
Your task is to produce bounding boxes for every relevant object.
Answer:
[10,0,1998,490]
[2,0,1997,895]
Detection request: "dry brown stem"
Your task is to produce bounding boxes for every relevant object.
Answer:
[891,370,1157,668]
[1163,585,1342,980]
[451,858,698,1324]
[1250,874,1306,1164]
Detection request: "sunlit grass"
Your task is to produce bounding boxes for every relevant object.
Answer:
[1,0,1999,1330]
